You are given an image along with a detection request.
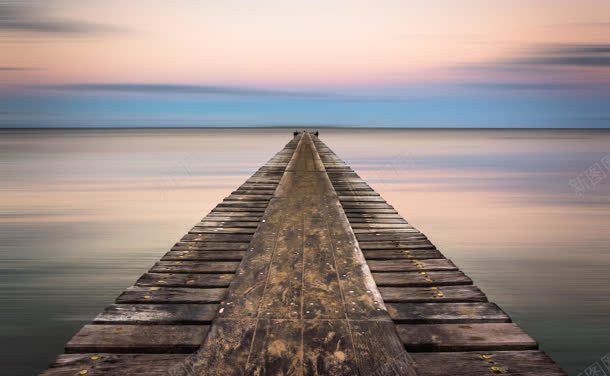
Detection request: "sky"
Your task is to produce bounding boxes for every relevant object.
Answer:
[1,0,610,127]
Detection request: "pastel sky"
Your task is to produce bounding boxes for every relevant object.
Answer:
[1,0,610,127]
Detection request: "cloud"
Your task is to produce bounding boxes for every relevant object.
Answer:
[457,81,610,92]
[461,82,582,91]
[549,22,610,28]
[0,66,37,71]
[35,83,334,98]
[508,44,610,67]
[0,2,127,35]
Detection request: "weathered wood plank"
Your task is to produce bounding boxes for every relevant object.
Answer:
[410,351,565,376]
[65,325,209,353]
[368,260,455,272]
[359,241,436,250]
[348,218,408,224]
[397,323,538,351]
[136,272,235,287]
[116,286,226,304]
[188,227,257,234]
[94,303,218,324]
[343,208,399,214]
[218,200,268,208]
[187,318,257,376]
[363,249,443,260]
[350,220,414,232]
[387,303,510,323]
[380,285,487,303]
[225,194,272,201]
[41,354,189,376]
[245,319,303,374]
[181,233,253,242]
[162,250,245,261]
[171,241,250,251]
[371,270,471,285]
[212,206,267,212]
[149,261,239,274]
[302,320,356,375]
[349,320,417,376]
[369,259,457,272]
[196,221,260,227]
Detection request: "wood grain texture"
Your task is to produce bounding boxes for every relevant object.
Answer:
[65,325,209,353]
[397,323,537,351]
[188,132,415,375]
[94,303,218,324]
[41,354,189,376]
[380,285,487,303]
[136,272,234,287]
[115,286,226,304]
[410,351,566,376]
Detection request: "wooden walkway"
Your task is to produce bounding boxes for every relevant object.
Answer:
[42,131,565,376]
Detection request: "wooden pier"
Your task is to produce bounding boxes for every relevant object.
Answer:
[42,131,565,375]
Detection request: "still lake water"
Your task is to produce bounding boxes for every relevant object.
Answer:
[1,128,609,375]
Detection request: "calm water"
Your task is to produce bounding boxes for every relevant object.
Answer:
[1,129,609,375]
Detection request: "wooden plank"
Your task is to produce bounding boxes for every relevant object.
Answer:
[387,303,510,323]
[245,319,302,374]
[171,241,250,251]
[217,201,268,208]
[94,303,218,324]
[196,221,260,227]
[41,354,189,376]
[370,259,457,272]
[149,261,239,274]
[237,184,278,190]
[257,200,304,319]
[380,285,487,303]
[335,190,379,196]
[136,272,234,287]
[115,286,226,303]
[397,323,538,351]
[348,218,407,224]
[341,202,395,209]
[65,325,209,353]
[359,241,436,250]
[374,270,471,287]
[232,189,276,195]
[350,223,414,230]
[225,194,272,201]
[186,319,257,376]
[181,233,253,242]
[302,211,344,319]
[368,258,455,272]
[162,250,245,261]
[339,196,386,202]
[349,320,417,376]
[212,206,267,212]
[188,227,257,234]
[206,211,264,217]
[355,233,429,241]
[302,320,356,375]
[363,249,443,260]
[343,208,399,214]
[410,351,566,376]
[346,213,404,219]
